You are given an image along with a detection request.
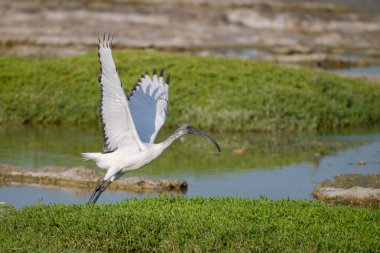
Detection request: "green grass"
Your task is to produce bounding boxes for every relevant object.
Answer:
[0,197,378,252]
[1,51,380,131]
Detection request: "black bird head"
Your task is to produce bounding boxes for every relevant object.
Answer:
[176,124,221,152]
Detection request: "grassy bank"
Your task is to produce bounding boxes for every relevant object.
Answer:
[0,197,378,252]
[1,51,380,131]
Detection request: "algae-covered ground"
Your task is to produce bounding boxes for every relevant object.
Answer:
[1,51,380,131]
[1,197,379,252]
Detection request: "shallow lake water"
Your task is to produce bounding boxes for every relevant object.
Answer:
[0,125,379,208]
[335,66,380,78]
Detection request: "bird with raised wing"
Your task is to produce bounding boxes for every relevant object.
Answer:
[82,35,221,203]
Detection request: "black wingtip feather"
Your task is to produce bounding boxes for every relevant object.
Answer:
[153,68,157,76]
[128,77,142,98]
[166,73,170,85]
[159,69,164,77]
[110,33,115,46]
[98,33,114,48]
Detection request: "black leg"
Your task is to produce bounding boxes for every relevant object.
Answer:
[87,180,105,204]
[91,179,112,204]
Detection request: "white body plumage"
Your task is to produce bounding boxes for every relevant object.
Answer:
[83,143,165,181]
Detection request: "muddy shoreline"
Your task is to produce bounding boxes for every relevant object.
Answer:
[0,164,188,195]
[1,0,379,73]
[312,174,380,207]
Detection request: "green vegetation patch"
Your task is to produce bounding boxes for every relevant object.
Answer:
[0,197,379,252]
[1,51,380,131]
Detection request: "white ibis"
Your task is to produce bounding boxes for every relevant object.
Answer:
[82,35,221,203]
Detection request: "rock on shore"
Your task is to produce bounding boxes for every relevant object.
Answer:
[312,174,380,207]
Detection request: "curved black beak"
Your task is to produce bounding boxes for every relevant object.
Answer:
[188,126,221,152]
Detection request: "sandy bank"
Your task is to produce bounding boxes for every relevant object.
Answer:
[0,164,188,194]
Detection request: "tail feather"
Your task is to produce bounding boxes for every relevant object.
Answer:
[81,152,102,161]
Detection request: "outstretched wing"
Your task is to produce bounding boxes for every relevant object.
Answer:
[97,34,143,153]
[128,69,170,143]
